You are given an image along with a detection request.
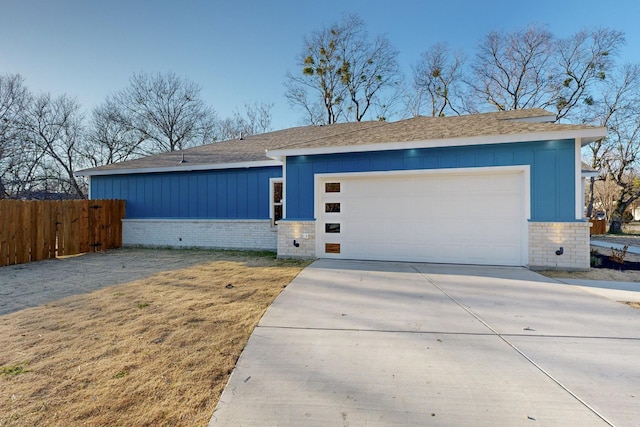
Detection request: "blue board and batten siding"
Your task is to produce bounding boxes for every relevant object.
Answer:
[91,166,281,219]
[90,140,576,222]
[285,139,576,221]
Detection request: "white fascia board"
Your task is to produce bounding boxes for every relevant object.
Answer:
[266,127,608,160]
[282,158,287,219]
[575,139,582,220]
[75,159,282,177]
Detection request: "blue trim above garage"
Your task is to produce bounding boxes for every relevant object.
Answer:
[285,140,575,221]
[91,166,281,219]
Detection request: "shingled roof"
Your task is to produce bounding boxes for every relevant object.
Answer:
[77,109,607,176]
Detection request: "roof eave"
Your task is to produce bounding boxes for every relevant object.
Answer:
[75,159,282,177]
[266,127,608,159]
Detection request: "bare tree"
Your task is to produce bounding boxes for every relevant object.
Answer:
[284,78,328,125]
[82,99,145,167]
[336,15,402,122]
[242,102,273,135]
[285,20,349,125]
[592,178,622,220]
[581,57,626,218]
[0,73,30,198]
[285,14,401,124]
[585,64,640,233]
[113,71,218,152]
[468,25,625,121]
[553,28,625,121]
[412,43,465,117]
[469,25,555,112]
[0,74,28,147]
[216,102,274,141]
[22,93,88,198]
[584,132,608,219]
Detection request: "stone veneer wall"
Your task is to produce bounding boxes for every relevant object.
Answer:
[277,220,316,259]
[528,221,590,271]
[122,219,277,250]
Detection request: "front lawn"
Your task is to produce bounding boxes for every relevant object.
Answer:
[0,250,308,426]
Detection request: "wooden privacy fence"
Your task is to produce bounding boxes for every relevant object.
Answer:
[589,218,607,235]
[0,199,125,267]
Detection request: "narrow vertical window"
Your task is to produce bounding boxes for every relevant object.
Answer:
[270,179,283,226]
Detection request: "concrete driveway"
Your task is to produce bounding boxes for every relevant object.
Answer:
[210,260,640,426]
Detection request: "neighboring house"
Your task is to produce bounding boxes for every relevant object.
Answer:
[76,109,607,270]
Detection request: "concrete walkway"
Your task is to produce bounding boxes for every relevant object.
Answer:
[591,240,640,256]
[210,260,640,426]
[556,278,640,302]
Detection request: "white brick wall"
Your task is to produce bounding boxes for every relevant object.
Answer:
[122,219,277,251]
[275,220,592,269]
[277,220,316,259]
[528,222,590,271]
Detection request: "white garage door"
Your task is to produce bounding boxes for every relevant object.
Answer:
[316,168,527,266]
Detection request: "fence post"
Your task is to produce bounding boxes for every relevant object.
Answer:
[78,200,89,253]
[589,219,607,235]
[0,201,8,267]
[8,201,18,265]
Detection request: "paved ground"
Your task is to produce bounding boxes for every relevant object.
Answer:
[591,234,640,248]
[210,260,640,426]
[592,240,640,256]
[557,278,640,302]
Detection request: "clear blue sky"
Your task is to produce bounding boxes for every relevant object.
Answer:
[1,0,639,131]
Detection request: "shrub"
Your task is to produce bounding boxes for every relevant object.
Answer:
[590,249,602,268]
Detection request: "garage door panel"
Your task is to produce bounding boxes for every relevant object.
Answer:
[341,241,522,265]
[343,221,400,238]
[491,198,522,215]
[318,170,526,266]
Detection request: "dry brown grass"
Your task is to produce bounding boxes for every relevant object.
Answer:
[0,251,309,426]
[542,266,640,282]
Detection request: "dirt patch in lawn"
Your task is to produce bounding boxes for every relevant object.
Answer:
[0,249,309,426]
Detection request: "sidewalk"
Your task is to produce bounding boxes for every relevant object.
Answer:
[556,278,640,302]
[591,240,640,255]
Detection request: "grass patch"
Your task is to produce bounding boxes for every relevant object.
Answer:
[0,249,309,426]
[113,369,129,379]
[0,363,28,376]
